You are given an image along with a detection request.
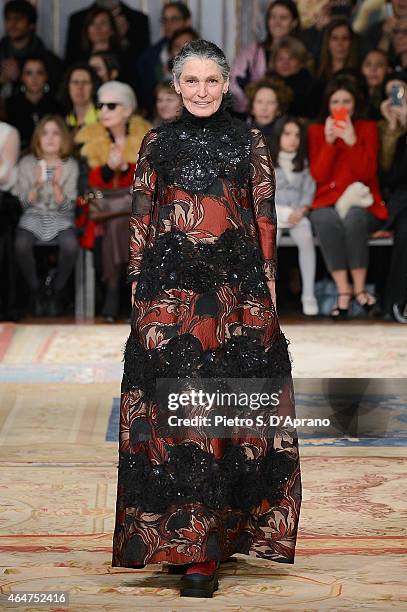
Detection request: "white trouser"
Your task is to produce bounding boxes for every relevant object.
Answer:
[277,217,316,300]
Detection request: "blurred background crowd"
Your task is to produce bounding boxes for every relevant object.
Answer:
[0,0,406,323]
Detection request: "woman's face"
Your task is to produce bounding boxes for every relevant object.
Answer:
[98,91,132,129]
[69,69,93,106]
[175,58,229,117]
[361,51,388,88]
[156,90,182,122]
[22,60,47,94]
[88,12,113,46]
[280,122,300,153]
[329,88,355,116]
[252,87,279,125]
[267,4,297,41]
[328,25,351,62]
[89,56,109,81]
[274,48,301,77]
[39,121,62,156]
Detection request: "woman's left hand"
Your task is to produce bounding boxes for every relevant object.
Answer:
[335,118,357,146]
[267,279,276,308]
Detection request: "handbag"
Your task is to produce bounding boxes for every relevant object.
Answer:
[75,187,132,250]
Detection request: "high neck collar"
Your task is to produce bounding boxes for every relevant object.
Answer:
[180,102,230,127]
[279,150,296,161]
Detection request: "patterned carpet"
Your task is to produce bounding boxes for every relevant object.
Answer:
[0,322,406,610]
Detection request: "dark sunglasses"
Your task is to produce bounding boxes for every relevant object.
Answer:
[96,102,122,110]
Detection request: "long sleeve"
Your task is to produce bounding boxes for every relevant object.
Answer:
[249,128,277,281]
[308,124,339,183]
[57,159,79,214]
[298,167,316,207]
[127,130,158,283]
[0,124,20,191]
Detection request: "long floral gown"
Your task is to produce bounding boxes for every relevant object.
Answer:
[112,106,302,567]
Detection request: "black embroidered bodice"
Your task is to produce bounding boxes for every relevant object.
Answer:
[147,104,252,192]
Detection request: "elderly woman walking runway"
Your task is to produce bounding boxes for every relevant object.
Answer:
[112,39,302,599]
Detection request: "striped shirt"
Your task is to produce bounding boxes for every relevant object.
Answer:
[13,155,79,242]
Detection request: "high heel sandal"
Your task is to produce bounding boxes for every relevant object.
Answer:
[330,292,352,320]
[354,290,376,313]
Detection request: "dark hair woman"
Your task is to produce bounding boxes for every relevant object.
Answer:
[312,18,359,114]
[65,6,121,65]
[89,51,120,83]
[111,39,302,598]
[230,0,301,116]
[308,75,388,319]
[58,63,100,133]
[5,56,62,152]
[245,76,293,141]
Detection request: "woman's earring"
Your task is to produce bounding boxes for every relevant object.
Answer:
[43,83,50,93]
[20,84,26,93]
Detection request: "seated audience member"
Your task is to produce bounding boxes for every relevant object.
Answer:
[89,51,120,83]
[166,27,200,76]
[153,82,182,126]
[135,2,191,116]
[78,7,121,61]
[268,36,316,117]
[380,109,407,323]
[75,81,151,322]
[378,72,407,174]
[392,15,407,69]
[59,63,100,134]
[5,56,62,152]
[360,49,390,120]
[231,0,301,116]
[65,1,150,67]
[308,76,388,319]
[245,77,292,142]
[271,115,317,315]
[13,115,79,317]
[362,0,407,65]
[313,18,360,113]
[0,0,62,98]
[0,120,20,320]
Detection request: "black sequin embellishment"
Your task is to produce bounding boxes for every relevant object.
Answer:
[118,442,298,512]
[148,106,251,192]
[122,331,292,398]
[135,227,269,301]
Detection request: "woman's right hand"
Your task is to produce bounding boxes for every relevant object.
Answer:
[324,116,337,144]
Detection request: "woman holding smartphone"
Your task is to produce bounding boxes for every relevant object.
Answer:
[307,75,388,319]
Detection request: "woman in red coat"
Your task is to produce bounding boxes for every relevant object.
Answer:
[308,76,388,319]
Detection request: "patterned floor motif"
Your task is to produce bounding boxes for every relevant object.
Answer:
[0,323,406,610]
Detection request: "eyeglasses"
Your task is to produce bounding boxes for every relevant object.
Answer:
[161,15,183,23]
[96,102,122,110]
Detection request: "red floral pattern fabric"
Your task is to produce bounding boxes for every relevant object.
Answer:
[112,124,301,568]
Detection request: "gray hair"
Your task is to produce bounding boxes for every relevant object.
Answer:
[97,80,137,112]
[172,39,230,83]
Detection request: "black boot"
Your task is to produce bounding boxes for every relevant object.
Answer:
[102,286,119,322]
[179,561,219,598]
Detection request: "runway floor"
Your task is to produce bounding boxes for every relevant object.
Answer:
[0,321,406,610]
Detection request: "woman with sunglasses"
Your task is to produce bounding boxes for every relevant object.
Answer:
[75,81,151,321]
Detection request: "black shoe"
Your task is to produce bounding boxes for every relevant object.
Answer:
[102,287,119,320]
[393,300,407,323]
[47,289,65,317]
[179,562,219,598]
[330,292,352,320]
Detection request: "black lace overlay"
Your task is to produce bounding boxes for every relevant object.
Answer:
[122,331,292,398]
[147,106,251,193]
[118,442,298,513]
[134,227,269,301]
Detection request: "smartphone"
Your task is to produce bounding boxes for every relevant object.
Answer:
[389,84,405,107]
[331,106,349,126]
